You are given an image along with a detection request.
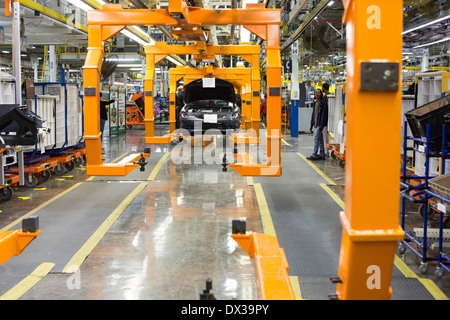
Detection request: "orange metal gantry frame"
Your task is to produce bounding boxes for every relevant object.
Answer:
[144,43,262,145]
[83,1,282,177]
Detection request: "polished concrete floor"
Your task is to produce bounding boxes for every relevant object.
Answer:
[0,124,449,300]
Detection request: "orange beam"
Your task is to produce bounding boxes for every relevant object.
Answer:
[0,229,41,265]
[232,231,295,300]
[87,7,281,26]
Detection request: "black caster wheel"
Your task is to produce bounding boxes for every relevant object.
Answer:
[397,243,406,255]
[65,160,75,172]
[419,262,428,274]
[0,186,13,200]
[331,151,337,160]
[25,173,39,188]
[53,163,66,176]
[339,160,345,169]
[435,266,445,279]
[41,169,51,182]
[418,204,433,220]
[74,157,83,166]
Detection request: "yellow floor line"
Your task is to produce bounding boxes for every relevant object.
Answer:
[111,152,129,163]
[62,182,148,273]
[253,182,302,300]
[320,183,345,210]
[281,138,291,146]
[297,152,336,186]
[147,152,170,181]
[289,276,303,300]
[0,262,55,300]
[253,183,276,238]
[394,256,448,300]
[246,177,254,186]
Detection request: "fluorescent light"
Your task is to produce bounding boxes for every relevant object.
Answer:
[402,14,450,35]
[413,37,450,49]
[130,68,142,71]
[166,55,184,66]
[2,51,10,53]
[328,0,334,6]
[120,29,156,46]
[66,0,94,11]
[117,64,143,67]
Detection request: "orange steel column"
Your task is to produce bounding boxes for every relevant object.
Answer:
[83,25,104,168]
[334,0,404,300]
[265,24,281,172]
[169,75,177,133]
[244,81,252,131]
[251,53,261,137]
[144,52,156,142]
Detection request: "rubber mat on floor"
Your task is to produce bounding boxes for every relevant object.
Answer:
[253,152,442,300]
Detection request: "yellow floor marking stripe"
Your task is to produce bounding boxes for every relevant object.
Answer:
[320,183,345,210]
[281,138,291,146]
[246,177,254,186]
[0,182,84,232]
[62,182,148,273]
[394,256,448,300]
[147,152,170,181]
[297,152,336,186]
[320,184,448,300]
[253,183,303,299]
[289,276,303,300]
[253,183,276,238]
[0,262,55,300]
[111,152,129,163]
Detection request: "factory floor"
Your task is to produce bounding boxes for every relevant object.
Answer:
[0,124,449,300]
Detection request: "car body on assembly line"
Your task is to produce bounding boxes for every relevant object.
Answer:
[179,78,241,134]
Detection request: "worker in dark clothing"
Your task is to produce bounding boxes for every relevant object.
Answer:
[321,83,330,154]
[260,95,267,126]
[100,92,116,141]
[307,88,328,161]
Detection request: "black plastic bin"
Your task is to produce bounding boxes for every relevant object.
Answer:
[405,95,450,150]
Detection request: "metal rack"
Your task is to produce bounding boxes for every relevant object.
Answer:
[399,122,450,277]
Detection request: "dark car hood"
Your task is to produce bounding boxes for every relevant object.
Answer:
[184,78,236,104]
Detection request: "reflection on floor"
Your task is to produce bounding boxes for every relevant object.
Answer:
[0,124,448,300]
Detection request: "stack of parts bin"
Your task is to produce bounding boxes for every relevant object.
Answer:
[406,95,450,152]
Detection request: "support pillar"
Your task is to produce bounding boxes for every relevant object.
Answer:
[335,0,404,300]
[290,40,299,138]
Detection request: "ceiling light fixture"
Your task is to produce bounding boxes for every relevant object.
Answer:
[166,56,183,66]
[66,0,94,12]
[413,36,450,49]
[402,14,450,35]
[117,64,143,67]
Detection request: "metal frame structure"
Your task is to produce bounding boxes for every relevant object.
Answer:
[144,42,262,144]
[167,65,261,144]
[333,0,405,299]
[83,1,281,176]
